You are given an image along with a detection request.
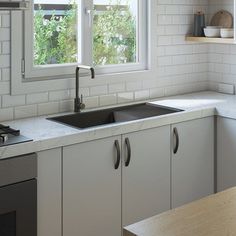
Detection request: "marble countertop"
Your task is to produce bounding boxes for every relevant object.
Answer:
[1,91,235,159]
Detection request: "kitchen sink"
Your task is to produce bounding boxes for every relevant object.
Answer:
[48,103,183,129]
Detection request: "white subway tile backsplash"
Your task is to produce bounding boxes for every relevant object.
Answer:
[157,56,172,66]
[59,100,74,113]
[209,44,230,54]
[38,102,60,116]
[214,63,230,74]
[1,14,10,28]
[172,55,186,65]
[90,85,108,96]
[99,94,117,106]
[208,53,221,63]
[0,1,224,121]
[14,105,37,119]
[126,81,142,91]
[0,28,10,41]
[108,83,126,93]
[180,6,194,14]
[208,72,222,82]
[165,25,180,35]
[117,92,134,104]
[49,90,72,101]
[171,35,186,45]
[2,94,25,107]
[142,80,157,89]
[0,81,10,94]
[26,92,49,105]
[230,65,236,75]
[0,107,13,122]
[1,68,10,81]
[157,36,172,46]
[207,0,236,92]
[193,63,208,73]
[83,96,99,109]
[157,5,166,15]
[134,90,150,101]
[2,41,10,54]
[158,15,172,25]
[158,0,172,4]
[0,55,10,67]
[150,88,165,99]
[166,5,180,15]
[222,55,236,65]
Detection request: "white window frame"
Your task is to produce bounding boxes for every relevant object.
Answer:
[24,0,91,79]
[11,0,156,95]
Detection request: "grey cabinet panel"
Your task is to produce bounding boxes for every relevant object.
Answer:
[217,117,236,191]
[172,117,214,208]
[37,148,61,236]
[63,136,122,236]
[122,126,171,226]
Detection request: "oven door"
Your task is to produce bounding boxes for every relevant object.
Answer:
[0,179,37,236]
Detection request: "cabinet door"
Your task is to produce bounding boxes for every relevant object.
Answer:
[172,117,214,208]
[37,148,62,236]
[217,117,236,192]
[63,136,122,236]
[122,126,171,227]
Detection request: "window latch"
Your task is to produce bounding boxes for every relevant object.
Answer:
[85,8,93,28]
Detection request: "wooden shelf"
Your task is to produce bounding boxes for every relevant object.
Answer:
[186,36,235,44]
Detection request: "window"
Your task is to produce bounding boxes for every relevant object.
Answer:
[21,0,148,80]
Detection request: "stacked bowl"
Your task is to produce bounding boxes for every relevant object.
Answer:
[204,26,233,38]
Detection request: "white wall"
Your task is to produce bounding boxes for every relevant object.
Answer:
[207,0,236,91]
[0,0,210,122]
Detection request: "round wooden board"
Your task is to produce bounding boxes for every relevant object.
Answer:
[210,10,233,28]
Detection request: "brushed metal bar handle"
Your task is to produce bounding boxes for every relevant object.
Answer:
[125,138,131,167]
[114,140,121,170]
[173,127,179,154]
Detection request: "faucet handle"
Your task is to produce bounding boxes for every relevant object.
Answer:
[80,94,86,110]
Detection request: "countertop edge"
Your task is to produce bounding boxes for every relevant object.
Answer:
[0,106,215,159]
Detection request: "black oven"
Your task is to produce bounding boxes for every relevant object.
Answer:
[0,153,37,236]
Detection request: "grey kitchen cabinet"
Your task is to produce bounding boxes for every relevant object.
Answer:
[62,116,215,236]
[171,117,214,208]
[63,136,122,236]
[63,126,171,236]
[217,117,236,192]
[37,148,62,236]
[122,126,171,227]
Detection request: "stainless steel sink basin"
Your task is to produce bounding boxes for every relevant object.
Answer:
[48,103,183,129]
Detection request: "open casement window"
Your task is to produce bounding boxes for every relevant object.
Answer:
[21,0,147,80]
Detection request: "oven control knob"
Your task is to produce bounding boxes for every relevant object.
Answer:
[0,134,8,143]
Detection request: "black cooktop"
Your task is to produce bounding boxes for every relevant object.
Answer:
[0,124,33,147]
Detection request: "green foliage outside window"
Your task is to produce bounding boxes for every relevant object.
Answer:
[34,1,136,66]
[34,3,77,65]
[93,1,136,65]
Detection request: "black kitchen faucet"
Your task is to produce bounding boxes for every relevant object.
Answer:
[74,65,95,112]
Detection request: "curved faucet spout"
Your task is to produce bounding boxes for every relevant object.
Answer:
[75,65,95,112]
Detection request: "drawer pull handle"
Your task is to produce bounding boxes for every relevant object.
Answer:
[173,127,179,154]
[114,140,121,169]
[125,138,131,167]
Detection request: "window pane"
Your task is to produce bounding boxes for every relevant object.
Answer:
[93,0,137,66]
[34,0,78,66]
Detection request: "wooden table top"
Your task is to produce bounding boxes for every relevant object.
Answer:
[124,187,236,236]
